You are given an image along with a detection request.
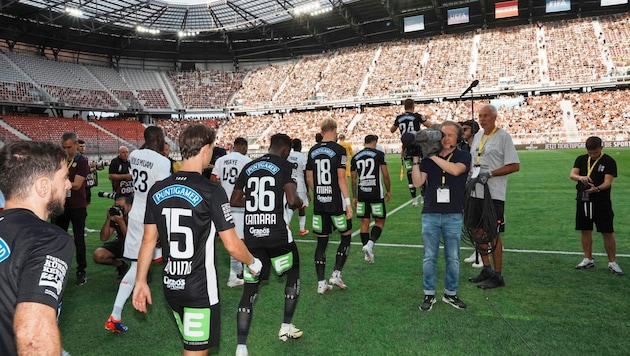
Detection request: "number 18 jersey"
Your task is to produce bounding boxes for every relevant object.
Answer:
[234,154,296,249]
[306,141,347,214]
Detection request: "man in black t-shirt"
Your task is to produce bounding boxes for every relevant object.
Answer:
[132,124,261,353]
[231,133,304,356]
[351,135,391,264]
[108,146,133,196]
[390,98,433,207]
[0,141,74,355]
[306,118,354,294]
[569,136,622,275]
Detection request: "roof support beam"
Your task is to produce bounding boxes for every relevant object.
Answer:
[328,0,364,42]
[380,0,403,34]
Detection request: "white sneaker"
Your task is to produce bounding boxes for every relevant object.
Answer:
[235,344,248,356]
[608,261,624,276]
[329,271,348,290]
[471,260,483,268]
[227,278,244,288]
[317,280,332,294]
[278,324,303,342]
[412,197,419,207]
[463,251,477,263]
[575,258,595,270]
[362,244,375,264]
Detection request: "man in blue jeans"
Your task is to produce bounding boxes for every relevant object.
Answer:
[411,121,471,311]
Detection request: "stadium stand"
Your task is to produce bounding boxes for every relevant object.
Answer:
[167,70,247,109]
[92,118,147,148]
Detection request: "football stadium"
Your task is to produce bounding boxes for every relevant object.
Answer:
[0,0,629,355]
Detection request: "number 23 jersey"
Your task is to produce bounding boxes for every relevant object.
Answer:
[145,172,235,305]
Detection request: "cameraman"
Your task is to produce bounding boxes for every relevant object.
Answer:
[94,194,133,279]
[569,136,622,275]
[411,122,471,311]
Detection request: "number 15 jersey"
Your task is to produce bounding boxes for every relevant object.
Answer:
[145,172,235,305]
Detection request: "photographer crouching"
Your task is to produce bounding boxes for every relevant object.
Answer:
[94,193,133,279]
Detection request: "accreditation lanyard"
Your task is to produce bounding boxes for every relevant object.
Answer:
[67,152,80,169]
[586,155,602,178]
[476,126,498,163]
[441,152,454,186]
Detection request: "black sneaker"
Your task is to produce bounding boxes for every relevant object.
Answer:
[442,294,467,309]
[116,260,129,280]
[477,275,506,289]
[468,268,492,283]
[419,295,436,311]
[76,271,87,286]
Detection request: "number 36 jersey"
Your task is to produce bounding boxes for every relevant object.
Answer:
[145,172,235,305]
[234,154,296,249]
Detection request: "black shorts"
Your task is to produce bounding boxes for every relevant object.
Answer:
[167,300,220,351]
[312,213,352,235]
[466,198,506,233]
[101,239,124,258]
[575,200,614,233]
[356,200,387,219]
[244,242,300,282]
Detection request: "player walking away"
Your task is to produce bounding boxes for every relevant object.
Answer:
[286,138,311,236]
[351,135,391,264]
[231,133,304,356]
[306,118,354,294]
[390,98,433,207]
[105,126,171,333]
[0,141,73,356]
[211,137,252,288]
[133,124,261,355]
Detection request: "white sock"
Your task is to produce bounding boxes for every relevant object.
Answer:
[111,261,137,320]
[299,216,306,231]
[366,240,374,250]
[229,256,242,280]
[281,322,291,329]
[236,344,248,355]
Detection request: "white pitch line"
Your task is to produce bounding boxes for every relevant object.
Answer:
[295,198,630,259]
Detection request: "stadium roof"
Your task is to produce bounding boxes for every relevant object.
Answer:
[0,0,626,63]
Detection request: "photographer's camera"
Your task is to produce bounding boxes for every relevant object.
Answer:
[98,191,116,199]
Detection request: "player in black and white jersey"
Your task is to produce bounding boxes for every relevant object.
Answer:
[0,141,73,355]
[211,137,251,288]
[351,135,391,264]
[286,138,310,236]
[390,98,433,207]
[105,126,172,333]
[306,118,354,294]
[133,124,261,354]
[231,133,304,356]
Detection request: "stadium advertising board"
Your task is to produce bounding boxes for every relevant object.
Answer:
[545,0,571,12]
[447,7,469,25]
[495,0,519,18]
[601,0,627,5]
[404,15,425,32]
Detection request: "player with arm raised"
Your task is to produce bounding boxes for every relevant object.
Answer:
[390,98,433,207]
